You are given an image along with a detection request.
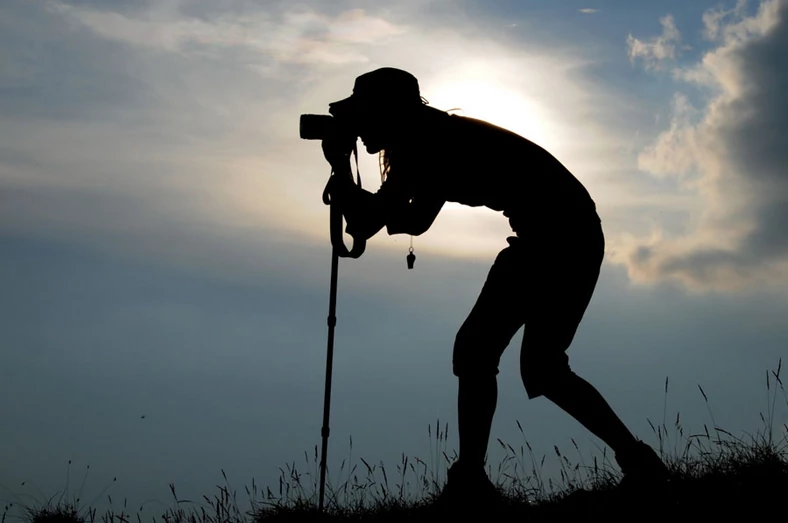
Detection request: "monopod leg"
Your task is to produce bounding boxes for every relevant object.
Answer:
[318,248,339,512]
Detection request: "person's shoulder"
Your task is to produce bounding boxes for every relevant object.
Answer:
[447,114,532,147]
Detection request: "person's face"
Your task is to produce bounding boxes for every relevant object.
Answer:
[356,109,386,154]
[355,103,412,154]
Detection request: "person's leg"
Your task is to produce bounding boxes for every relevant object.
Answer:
[542,370,639,455]
[452,237,527,472]
[520,315,638,456]
[543,373,668,483]
[526,354,664,480]
[521,221,661,469]
[457,374,498,469]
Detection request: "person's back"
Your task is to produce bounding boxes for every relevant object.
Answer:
[390,109,598,236]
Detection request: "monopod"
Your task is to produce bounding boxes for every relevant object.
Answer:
[317,147,365,512]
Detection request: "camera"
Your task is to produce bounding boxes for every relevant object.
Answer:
[300,112,360,144]
[300,114,336,140]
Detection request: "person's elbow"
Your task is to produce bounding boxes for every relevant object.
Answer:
[409,210,442,236]
[386,220,430,237]
[347,219,385,241]
[385,203,443,236]
[408,223,431,236]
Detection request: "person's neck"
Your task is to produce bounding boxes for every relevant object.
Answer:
[380,106,449,150]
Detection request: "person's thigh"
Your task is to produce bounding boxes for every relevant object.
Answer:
[452,237,528,378]
[520,222,604,398]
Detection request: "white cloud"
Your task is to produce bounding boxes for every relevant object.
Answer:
[626,14,683,71]
[579,8,599,14]
[45,1,407,66]
[612,0,788,291]
[702,0,749,40]
[0,0,642,267]
[636,93,704,181]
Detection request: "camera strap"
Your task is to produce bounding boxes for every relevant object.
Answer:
[323,144,366,259]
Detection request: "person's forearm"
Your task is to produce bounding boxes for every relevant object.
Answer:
[385,213,421,236]
[344,188,387,239]
[386,196,444,236]
[344,187,437,238]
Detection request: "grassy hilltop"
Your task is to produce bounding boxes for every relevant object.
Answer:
[3,362,786,523]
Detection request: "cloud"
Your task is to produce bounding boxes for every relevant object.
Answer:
[702,0,750,40]
[626,14,683,71]
[579,8,599,14]
[44,1,407,67]
[1,0,641,271]
[612,0,788,291]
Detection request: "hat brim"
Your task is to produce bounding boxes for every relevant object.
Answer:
[328,96,359,118]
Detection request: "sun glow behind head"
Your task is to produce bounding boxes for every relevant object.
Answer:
[425,73,556,153]
[401,68,561,258]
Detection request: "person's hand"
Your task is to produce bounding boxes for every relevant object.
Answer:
[325,171,359,210]
[322,132,357,167]
[328,177,366,238]
[343,202,370,239]
[345,218,365,239]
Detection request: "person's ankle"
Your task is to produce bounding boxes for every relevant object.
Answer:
[455,458,486,474]
[613,437,642,457]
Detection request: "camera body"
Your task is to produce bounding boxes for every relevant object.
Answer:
[300,114,337,140]
[300,114,358,141]
[300,113,359,163]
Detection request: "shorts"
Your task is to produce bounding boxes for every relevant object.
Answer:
[452,216,604,399]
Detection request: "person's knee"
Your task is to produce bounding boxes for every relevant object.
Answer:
[452,327,501,379]
[520,356,574,399]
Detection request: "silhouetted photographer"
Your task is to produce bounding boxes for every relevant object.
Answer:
[301,67,669,509]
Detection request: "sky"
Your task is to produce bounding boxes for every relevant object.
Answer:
[1,0,787,519]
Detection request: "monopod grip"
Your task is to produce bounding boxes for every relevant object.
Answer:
[323,161,366,259]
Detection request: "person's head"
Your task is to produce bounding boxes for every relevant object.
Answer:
[329,68,431,155]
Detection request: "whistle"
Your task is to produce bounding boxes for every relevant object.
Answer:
[406,248,416,270]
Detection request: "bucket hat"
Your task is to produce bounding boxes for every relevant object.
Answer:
[329,67,428,118]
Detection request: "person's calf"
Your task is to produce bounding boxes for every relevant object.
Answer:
[457,374,498,469]
[538,370,639,455]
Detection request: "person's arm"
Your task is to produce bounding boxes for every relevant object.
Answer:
[342,175,445,240]
[383,194,444,236]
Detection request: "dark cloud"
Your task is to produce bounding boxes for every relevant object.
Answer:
[624,0,788,289]
[0,1,159,122]
[745,200,788,256]
[720,8,788,189]
[0,0,296,140]
[56,0,156,13]
[177,0,350,21]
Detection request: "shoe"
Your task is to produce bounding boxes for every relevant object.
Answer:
[433,461,501,510]
[615,441,670,490]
